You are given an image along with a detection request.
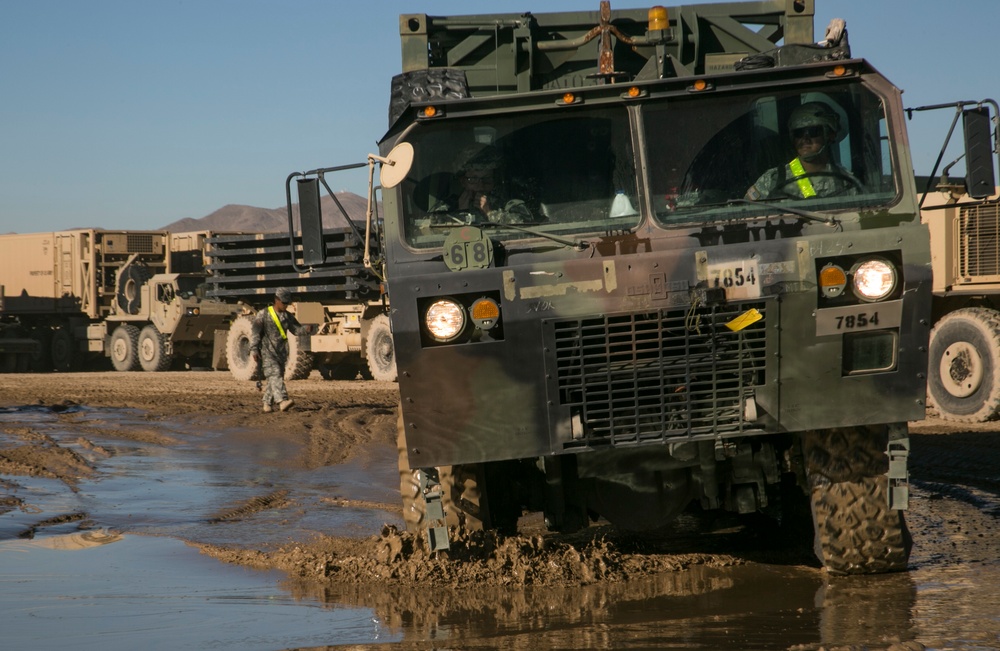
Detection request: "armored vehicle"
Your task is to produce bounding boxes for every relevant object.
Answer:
[289,0,971,574]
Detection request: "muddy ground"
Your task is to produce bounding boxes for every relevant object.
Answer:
[0,371,753,587]
[2,371,1000,649]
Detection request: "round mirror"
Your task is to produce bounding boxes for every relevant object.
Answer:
[380,142,414,189]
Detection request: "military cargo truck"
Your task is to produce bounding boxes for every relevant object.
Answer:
[285,0,995,574]
[919,173,1000,420]
[205,228,396,382]
[0,229,242,372]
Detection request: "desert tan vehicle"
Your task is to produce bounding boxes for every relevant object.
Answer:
[0,229,241,372]
[206,229,396,382]
[105,271,240,372]
[923,178,1000,421]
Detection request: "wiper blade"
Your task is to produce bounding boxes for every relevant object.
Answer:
[479,221,589,250]
[728,198,840,226]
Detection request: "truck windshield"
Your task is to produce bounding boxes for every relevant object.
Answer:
[399,106,638,249]
[644,82,897,224]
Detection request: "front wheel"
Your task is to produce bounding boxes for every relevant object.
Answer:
[365,314,397,382]
[802,425,912,575]
[225,315,261,382]
[927,308,1000,422]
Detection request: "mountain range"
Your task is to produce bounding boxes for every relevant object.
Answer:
[160,191,371,233]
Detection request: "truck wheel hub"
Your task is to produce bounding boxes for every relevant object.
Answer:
[940,342,983,398]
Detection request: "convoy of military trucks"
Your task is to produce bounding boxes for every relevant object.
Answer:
[0,227,396,381]
[1,0,998,576]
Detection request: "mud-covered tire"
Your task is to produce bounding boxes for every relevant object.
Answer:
[802,426,912,575]
[388,68,468,126]
[117,265,151,316]
[137,324,172,372]
[397,407,458,532]
[109,324,141,372]
[451,463,521,535]
[365,314,397,382]
[226,315,262,382]
[927,308,1000,422]
[284,333,313,381]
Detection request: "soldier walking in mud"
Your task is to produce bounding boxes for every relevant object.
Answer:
[250,288,302,413]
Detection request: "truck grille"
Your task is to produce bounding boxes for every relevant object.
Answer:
[959,201,1000,280]
[546,302,768,448]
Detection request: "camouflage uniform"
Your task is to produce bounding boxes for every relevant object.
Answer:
[746,160,860,201]
[250,304,302,410]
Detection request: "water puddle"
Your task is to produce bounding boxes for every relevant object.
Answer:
[2,405,999,650]
[0,533,393,650]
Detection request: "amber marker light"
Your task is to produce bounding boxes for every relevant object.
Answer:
[470,297,500,330]
[819,264,847,298]
[563,92,576,104]
[648,6,668,31]
[692,79,709,91]
[627,86,641,98]
[420,105,438,118]
[826,64,854,79]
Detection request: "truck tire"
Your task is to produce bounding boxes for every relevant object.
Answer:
[284,333,313,381]
[50,325,76,372]
[926,308,1000,422]
[138,324,173,372]
[226,315,262,382]
[388,68,468,126]
[365,314,397,382]
[29,327,53,372]
[117,265,151,316]
[802,425,912,575]
[1,326,31,373]
[397,407,459,533]
[109,324,141,372]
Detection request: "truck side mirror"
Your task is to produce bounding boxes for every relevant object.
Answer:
[963,107,996,199]
[297,177,326,266]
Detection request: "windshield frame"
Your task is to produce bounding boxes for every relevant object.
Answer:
[640,75,902,228]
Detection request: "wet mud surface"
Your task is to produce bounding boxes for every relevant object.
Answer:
[2,372,1000,649]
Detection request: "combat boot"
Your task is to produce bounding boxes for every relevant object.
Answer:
[262,404,273,413]
[279,399,294,412]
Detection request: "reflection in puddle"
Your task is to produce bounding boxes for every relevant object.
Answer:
[0,534,387,651]
[2,406,1000,650]
[6,528,122,551]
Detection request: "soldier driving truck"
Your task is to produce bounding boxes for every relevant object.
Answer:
[282,1,996,575]
[745,101,862,201]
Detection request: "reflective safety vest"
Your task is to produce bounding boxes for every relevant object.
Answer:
[268,306,287,340]
[788,157,817,198]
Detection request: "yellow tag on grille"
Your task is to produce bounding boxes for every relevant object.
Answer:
[726,308,762,332]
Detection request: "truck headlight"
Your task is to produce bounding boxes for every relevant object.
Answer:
[852,258,896,302]
[425,299,465,341]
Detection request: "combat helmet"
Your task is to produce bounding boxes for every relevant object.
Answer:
[788,101,842,139]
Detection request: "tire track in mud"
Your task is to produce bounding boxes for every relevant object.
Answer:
[0,427,96,489]
[16,511,89,539]
[206,490,291,524]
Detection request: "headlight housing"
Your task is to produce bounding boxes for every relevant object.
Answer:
[852,258,897,302]
[425,299,465,341]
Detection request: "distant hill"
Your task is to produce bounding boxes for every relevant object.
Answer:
[161,192,371,233]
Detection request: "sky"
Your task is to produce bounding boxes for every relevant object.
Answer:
[1,0,997,233]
